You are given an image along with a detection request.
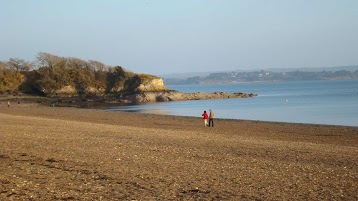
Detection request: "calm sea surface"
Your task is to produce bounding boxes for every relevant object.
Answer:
[105,80,358,127]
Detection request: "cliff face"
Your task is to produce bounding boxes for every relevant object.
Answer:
[136,77,168,92]
[124,74,168,93]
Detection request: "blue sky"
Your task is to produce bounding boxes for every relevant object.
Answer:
[1,0,357,75]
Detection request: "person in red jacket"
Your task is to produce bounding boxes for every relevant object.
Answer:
[202,111,209,127]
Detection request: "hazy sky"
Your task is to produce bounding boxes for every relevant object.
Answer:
[1,0,358,75]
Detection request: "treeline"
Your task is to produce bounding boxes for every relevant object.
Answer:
[0,52,158,96]
[165,69,358,85]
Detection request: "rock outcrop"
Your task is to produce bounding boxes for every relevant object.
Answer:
[122,90,257,103]
[136,77,168,92]
[42,85,76,95]
[124,74,169,93]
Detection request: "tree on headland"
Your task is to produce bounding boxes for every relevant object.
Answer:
[0,52,157,96]
[34,55,105,95]
[105,66,135,93]
[8,58,33,71]
[1,53,104,95]
[89,60,108,72]
[0,61,24,93]
[36,52,64,69]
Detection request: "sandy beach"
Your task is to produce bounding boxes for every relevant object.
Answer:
[1,103,357,200]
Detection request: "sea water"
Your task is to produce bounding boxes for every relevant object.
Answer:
[106,80,358,127]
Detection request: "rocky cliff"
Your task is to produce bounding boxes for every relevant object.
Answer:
[123,74,169,93]
[136,77,168,92]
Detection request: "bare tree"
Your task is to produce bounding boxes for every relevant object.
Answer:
[66,57,90,70]
[89,60,108,71]
[36,52,64,69]
[7,58,33,71]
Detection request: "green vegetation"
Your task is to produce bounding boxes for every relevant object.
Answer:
[0,52,162,97]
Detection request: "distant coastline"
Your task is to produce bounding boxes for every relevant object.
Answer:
[163,66,358,85]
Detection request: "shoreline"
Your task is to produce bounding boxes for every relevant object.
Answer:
[2,95,358,128]
[106,108,358,128]
[100,104,358,128]
[2,94,356,128]
[1,103,358,200]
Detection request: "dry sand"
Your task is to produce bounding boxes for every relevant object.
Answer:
[0,103,357,200]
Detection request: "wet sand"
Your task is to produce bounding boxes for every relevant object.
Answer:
[0,103,357,200]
